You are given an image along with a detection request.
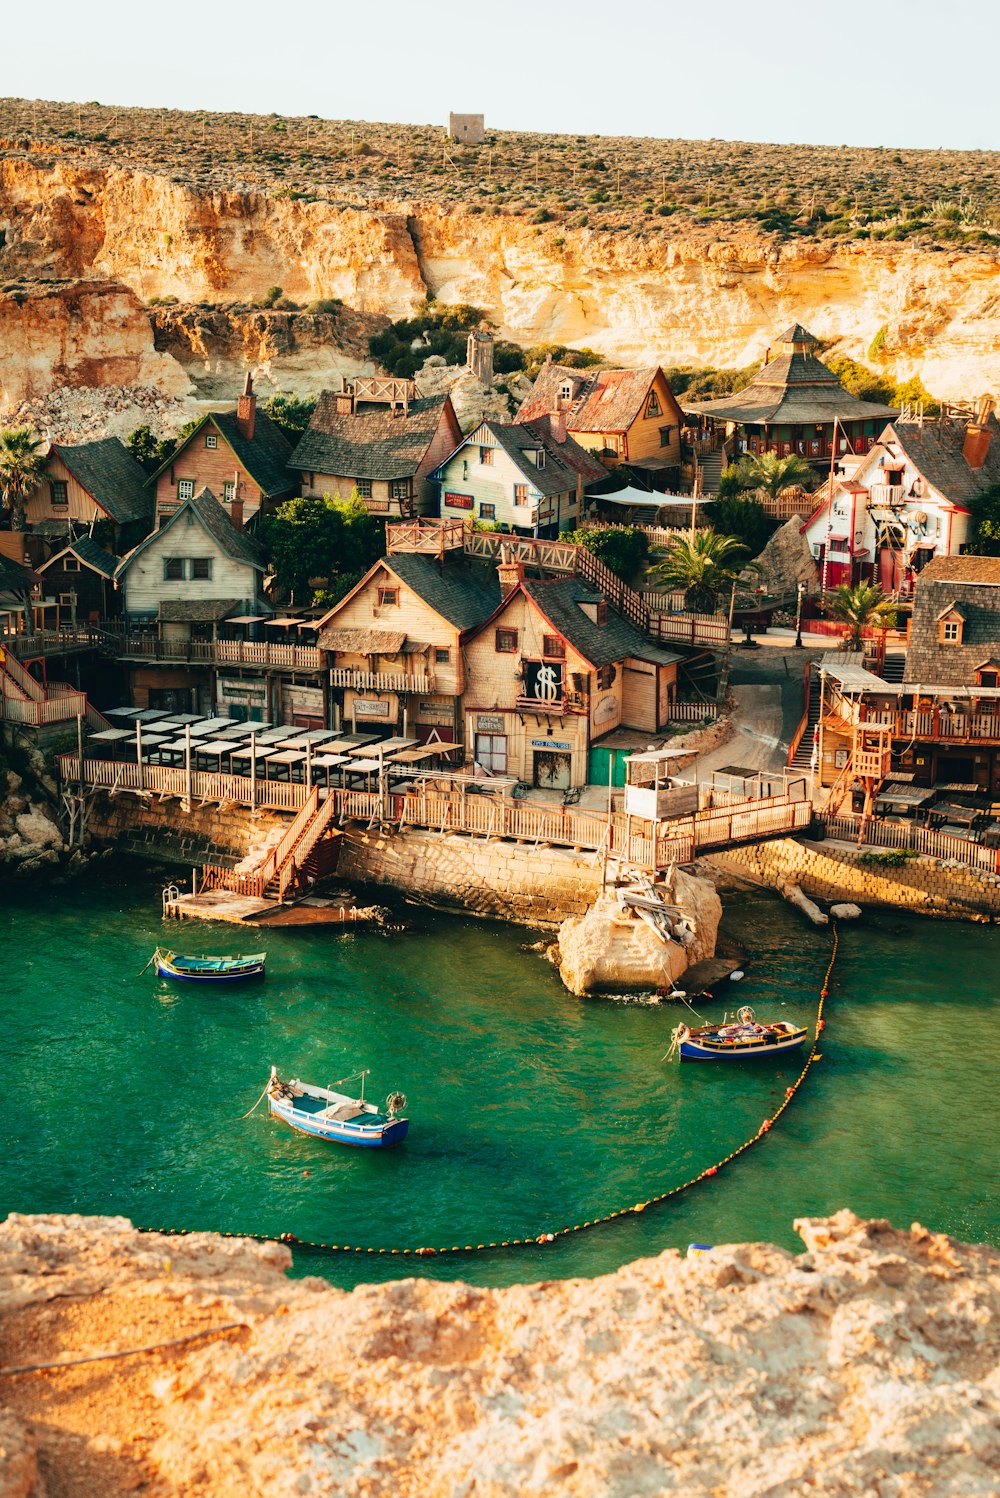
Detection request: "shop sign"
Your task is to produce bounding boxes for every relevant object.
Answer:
[531,738,572,751]
[218,677,267,706]
[523,660,563,702]
[354,697,392,719]
[444,492,474,510]
[593,693,618,724]
[476,713,504,732]
[418,700,453,724]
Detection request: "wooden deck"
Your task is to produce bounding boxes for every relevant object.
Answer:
[162,887,379,927]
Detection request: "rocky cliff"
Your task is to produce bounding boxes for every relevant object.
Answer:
[0,1209,996,1497]
[3,153,1000,403]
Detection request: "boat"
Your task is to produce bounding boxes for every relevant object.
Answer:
[667,1006,807,1062]
[152,947,266,982]
[266,1067,409,1148]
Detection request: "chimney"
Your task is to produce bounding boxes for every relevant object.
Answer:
[964,421,992,471]
[236,371,256,441]
[764,346,771,366]
[549,408,566,444]
[497,544,525,599]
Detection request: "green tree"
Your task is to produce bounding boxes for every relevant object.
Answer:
[564,525,648,581]
[259,393,316,442]
[126,424,174,475]
[710,494,778,556]
[0,427,46,530]
[960,483,1000,555]
[827,581,897,650]
[744,451,814,501]
[260,491,383,601]
[652,531,749,614]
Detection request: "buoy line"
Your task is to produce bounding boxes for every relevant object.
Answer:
[137,928,839,1261]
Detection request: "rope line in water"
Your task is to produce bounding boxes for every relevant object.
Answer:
[137,928,839,1260]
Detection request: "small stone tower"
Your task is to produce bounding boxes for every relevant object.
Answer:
[448,112,485,145]
[466,328,494,386]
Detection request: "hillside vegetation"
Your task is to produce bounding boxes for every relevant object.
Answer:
[3,96,1000,248]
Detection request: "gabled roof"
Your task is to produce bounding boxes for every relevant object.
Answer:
[289,391,457,481]
[145,410,294,499]
[38,535,120,578]
[516,364,681,434]
[451,421,597,497]
[520,415,608,485]
[683,337,898,427]
[115,487,264,580]
[517,577,681,670]
[0,552,34,593]
[51,438,152,523]
[904,574,1000,687]
[935,601,966,621]
[384,552,500,632]
[877,417,1000,508]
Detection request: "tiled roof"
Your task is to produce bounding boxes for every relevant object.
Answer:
[289,392,455,481]
[521,577,681,670]
[384,552,500,632]
[682,349,898,426]
[904,576,1000,686]
[53,438,152,523]
[39,535,119,578]
[210,409,295,497]
[516,365,665,433]
[879,418,1000,508]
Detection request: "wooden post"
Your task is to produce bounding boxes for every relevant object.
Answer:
[250,728,257,811]
[184,723,192,810]
[135,719,143,773]
[76,713,83,776]
[305,740,312,793]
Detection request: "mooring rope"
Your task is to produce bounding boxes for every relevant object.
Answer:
[137,927,839,1260]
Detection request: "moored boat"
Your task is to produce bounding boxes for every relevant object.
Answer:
[152,947,266,982]
[668,1006,807,1062]
[266,1067,409,1148]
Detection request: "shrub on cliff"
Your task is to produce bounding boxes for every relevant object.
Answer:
[259,394,316,442]
[369,304,489,379]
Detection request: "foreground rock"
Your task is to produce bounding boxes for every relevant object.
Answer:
[555,868,722,995]
[0,1210,996,1497]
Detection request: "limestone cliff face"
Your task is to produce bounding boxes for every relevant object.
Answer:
[1,1209,996,1497]
[0,280,192,408]
[3,154,1000,401]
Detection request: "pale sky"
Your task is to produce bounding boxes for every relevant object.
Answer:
[4,0,999,151]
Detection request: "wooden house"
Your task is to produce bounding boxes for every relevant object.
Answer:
[315,550,499,743]
[25,438,152,549]
[114,486,267,713]
[35,535,120,625]
[432,417,605,536]
[516,364,686,488]
[462,556,680,789]
[148,374,295,530]
[683,325,898,469]
[801,406,1000,594]
[289,377,462,518]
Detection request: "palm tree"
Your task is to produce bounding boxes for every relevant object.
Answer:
[746,451,814,501]
[652,531,750,614]
[0,428,45,531]
[828,582,897,651]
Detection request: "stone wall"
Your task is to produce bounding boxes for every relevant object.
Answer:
[339,825,603,927]
[85,791,291,868]
[705,834,1000,921]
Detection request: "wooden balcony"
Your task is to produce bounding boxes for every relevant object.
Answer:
[515,691,589,715]
[111,635,323,671]
[330,667,434,693]
[867,485,906,509]
[861,706,1000,745]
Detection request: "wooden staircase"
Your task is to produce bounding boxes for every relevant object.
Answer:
[0,647,110,730]
[791,673,822,771]
[199,790,342,904]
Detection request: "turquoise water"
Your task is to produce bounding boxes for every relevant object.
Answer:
[1,866,997,1287]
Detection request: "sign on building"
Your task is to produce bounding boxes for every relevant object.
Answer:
[354,697,392,719]
[523,660,563,702]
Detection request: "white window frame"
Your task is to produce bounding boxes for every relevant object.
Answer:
[177,478,195,501]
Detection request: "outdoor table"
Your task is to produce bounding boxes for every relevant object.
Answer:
[161,712,204,724]
[265,749,307,782]
[88,728,133,743]
[212,722,258,740]
[334,733,381,749]
[131,709,172,722]
[252,727,291,745]
[186,720,222,737]
[933,783,981,797]
[929,801,982,829]
[369,737,419,754]
[274,734,324,750]
[229,745,281,764]
[196,718,238,734]
[341,756,383,790]
[311,752,349,789]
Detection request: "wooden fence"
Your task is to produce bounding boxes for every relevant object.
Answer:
[817,813,1000,873]
[60,755,812,871]
[650,613,731,647]
[667,699,720,723]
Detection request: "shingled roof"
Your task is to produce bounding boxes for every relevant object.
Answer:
[519,577,681,670]
[144,410,294,499]
[0,552,34,593]
[52,438,152,524]
[463,421,603,497]
[516,365,674,434]
[384,552,500,632]
[904,566,1000,687]
[682,331,898,426]
[39,535,119,578]
[289,392,456,481]
[115,487,264,580]
[876,418,1000,509]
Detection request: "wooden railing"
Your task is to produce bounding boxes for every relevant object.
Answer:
[5,628,107,659]
[1,648,46,700]
[650,613,731,647]
[857,705,1000,744]
[110,634,323,670]
[574,545,650,632]
[817,813,1000,874]
[330,667,433,693]
[386,518,465,555]
[61,756,810,870]
[667,699,720,723]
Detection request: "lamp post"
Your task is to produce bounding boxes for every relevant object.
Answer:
[795,582,804,649]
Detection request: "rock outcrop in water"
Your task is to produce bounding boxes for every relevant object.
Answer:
[0,1209,996,1497]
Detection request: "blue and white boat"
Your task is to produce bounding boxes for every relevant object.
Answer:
[266,1066,409,1148]
[668,1007,807,1062]
[153,948,266,983]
